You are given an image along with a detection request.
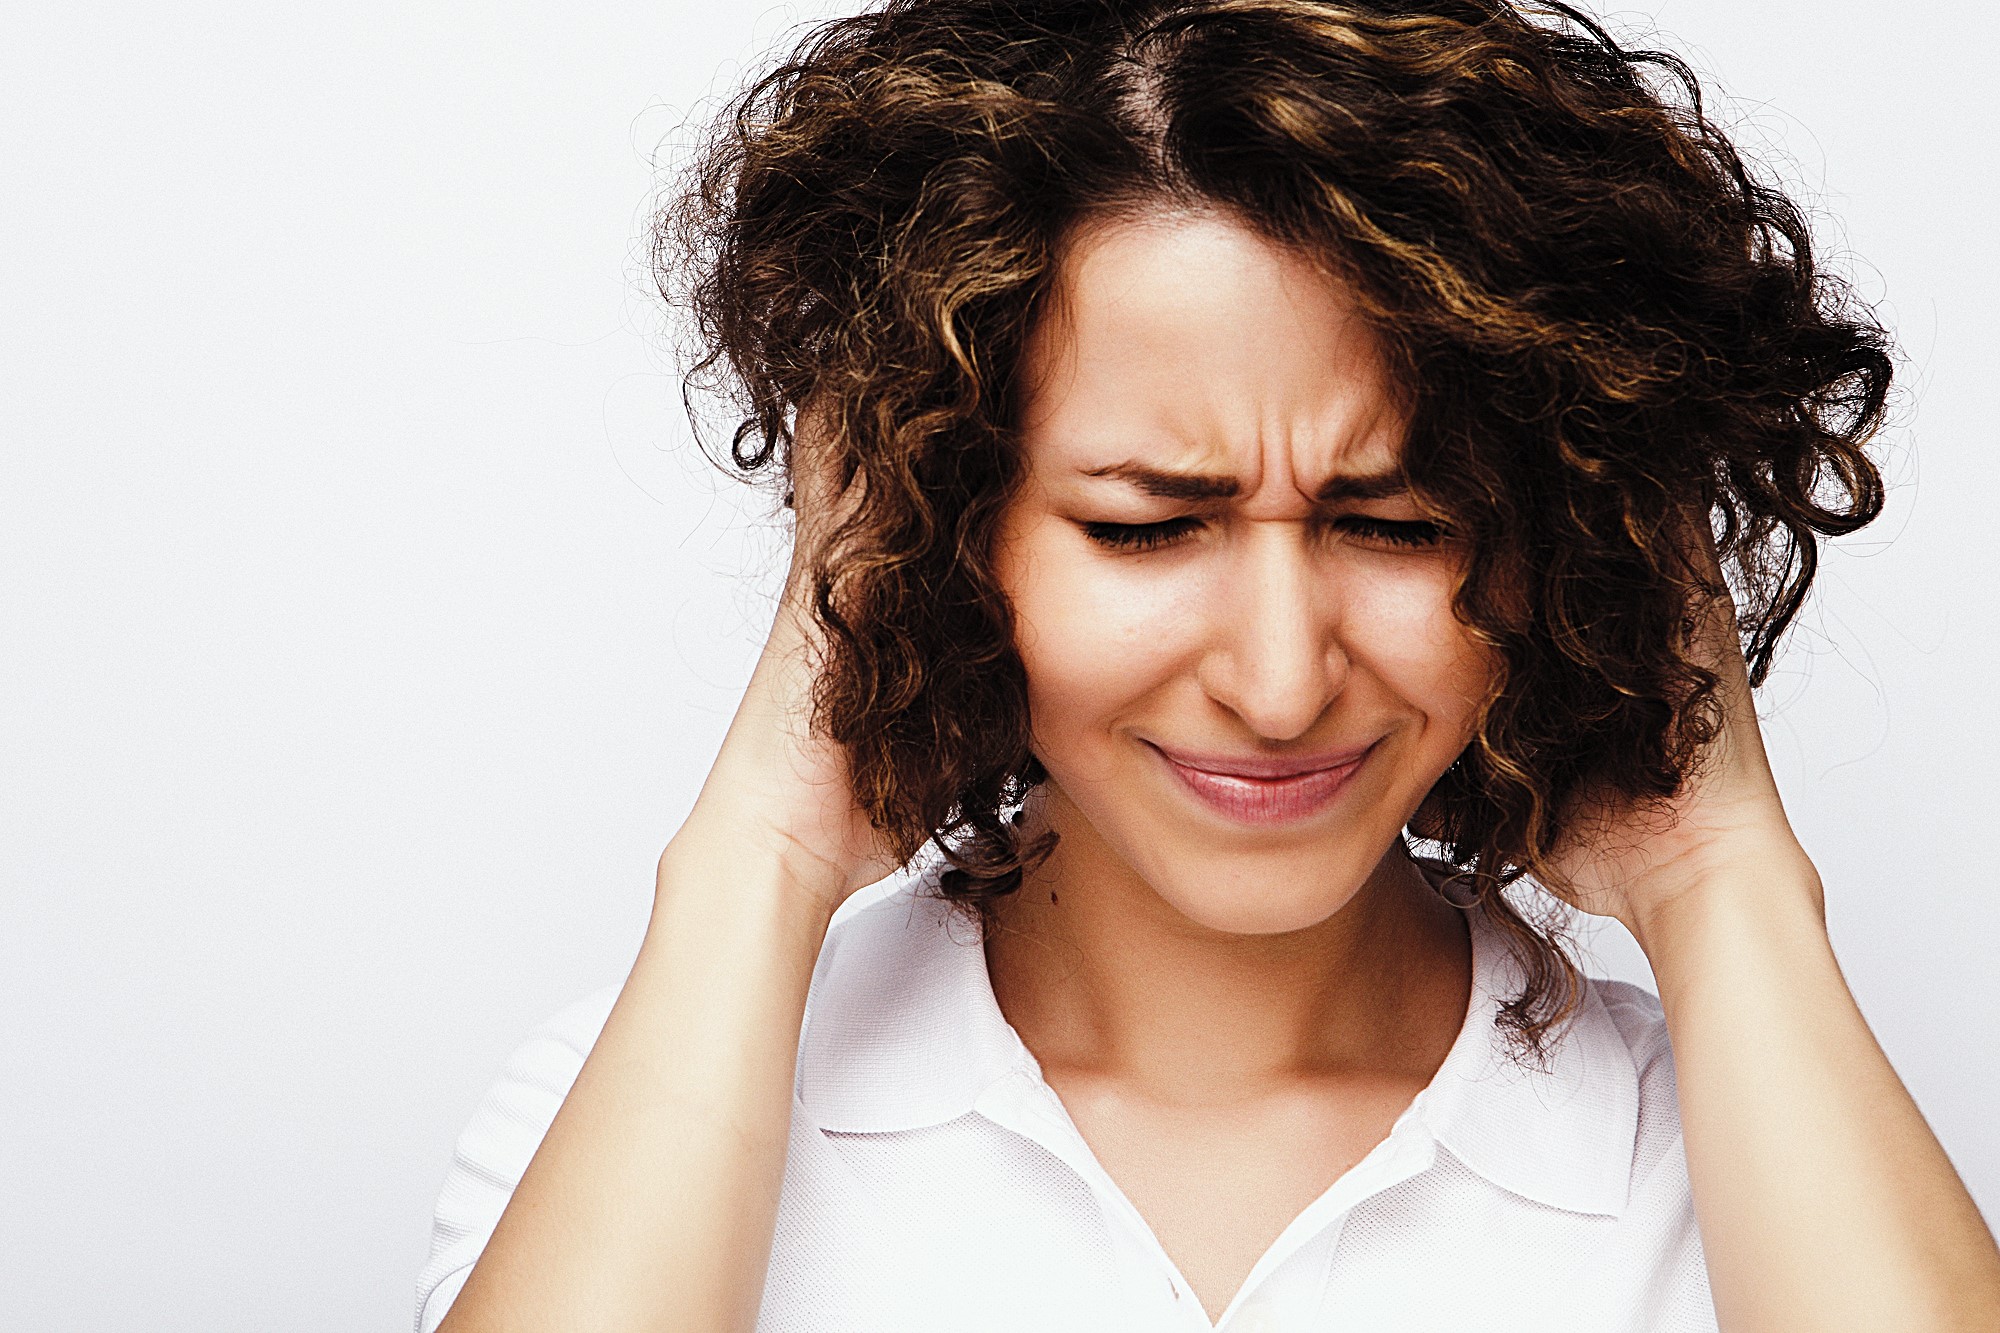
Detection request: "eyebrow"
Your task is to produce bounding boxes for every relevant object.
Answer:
[1080,462,1412,503]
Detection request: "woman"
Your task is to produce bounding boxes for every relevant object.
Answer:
[417,1,2000,1329]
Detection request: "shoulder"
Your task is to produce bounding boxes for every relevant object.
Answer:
[468,983,624,1118]
[447,981,623,1151]
[1583,973,1692,1195]
[410,882,918,1331]
[412,984,620,1332]
[1582,975,1715,1321]
[507,983,623,1075]
[1591,975,1677,1087]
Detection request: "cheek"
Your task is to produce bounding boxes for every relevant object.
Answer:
[999,529,1195,753]
[1344,561,1493,742]
[1024,568,1193,668]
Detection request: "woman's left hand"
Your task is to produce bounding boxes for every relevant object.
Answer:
[1536,518,1826,941]
[1536,515,2000,1332]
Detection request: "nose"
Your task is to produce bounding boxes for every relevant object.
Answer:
[1193,524,1349,742]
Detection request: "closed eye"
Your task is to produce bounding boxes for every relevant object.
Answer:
[1079,515,1448,552]
[1079,517,1203,551]
[1340,516,1447,548]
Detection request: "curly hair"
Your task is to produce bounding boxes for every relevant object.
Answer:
[655,0,1892,1059]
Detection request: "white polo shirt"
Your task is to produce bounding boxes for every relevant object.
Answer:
[415,870,1717,1332]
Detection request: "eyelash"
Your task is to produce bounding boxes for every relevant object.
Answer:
[1080,516,1447,552]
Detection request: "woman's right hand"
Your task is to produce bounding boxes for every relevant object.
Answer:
[440,406,891,1333]
[668,403,907,919]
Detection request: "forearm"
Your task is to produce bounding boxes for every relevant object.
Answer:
[438,830,836,1333]
[1634,871,2000,1332]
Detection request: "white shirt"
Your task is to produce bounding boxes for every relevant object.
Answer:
[415,870,1717,1332]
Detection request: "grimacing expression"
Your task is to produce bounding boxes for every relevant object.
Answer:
[995,210,1498,935]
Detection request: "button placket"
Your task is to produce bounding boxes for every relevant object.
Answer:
[974,1071,1200,1331]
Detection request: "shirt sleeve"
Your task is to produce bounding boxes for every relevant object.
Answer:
[412,984,622,1333]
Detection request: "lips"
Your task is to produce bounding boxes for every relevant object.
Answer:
[1148,742,1375,779]
[1147,740,1375,825]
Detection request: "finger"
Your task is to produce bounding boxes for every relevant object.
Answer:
[785,398,868,565]
[1661,502,1741,676]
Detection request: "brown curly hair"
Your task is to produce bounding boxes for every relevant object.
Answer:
[655,0,1892,1059]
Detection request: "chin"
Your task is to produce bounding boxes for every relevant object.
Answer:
[1129,839,1384,937]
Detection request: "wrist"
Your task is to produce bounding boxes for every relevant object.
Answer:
[1626,853,1828,972]
[657,812,847,939]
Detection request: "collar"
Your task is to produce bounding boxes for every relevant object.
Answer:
[796,869,1032,1133]
[794,868,1639,1218]
[1410,898,1641,1217]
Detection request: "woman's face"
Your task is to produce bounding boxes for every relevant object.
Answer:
[996,209,1496,934]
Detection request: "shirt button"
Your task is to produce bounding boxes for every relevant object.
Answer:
[1229,1305,1280,1333]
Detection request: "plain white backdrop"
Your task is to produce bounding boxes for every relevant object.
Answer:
[4,2,1995,1328]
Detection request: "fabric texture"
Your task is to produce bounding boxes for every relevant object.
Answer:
[414,868,1716,1332]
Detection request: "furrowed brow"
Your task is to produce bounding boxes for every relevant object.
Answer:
[1080,461,1414,504]
[1314,469,1412,503]
[1080,463,1241,501]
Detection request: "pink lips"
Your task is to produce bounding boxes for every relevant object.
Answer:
[1148,741,1374,825]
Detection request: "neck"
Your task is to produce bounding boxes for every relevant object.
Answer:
[982,794,1472,1103]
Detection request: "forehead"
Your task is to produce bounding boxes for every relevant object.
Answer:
[1015,209,1409,484]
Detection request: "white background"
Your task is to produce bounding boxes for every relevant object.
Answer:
[4,3,1994,1328]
